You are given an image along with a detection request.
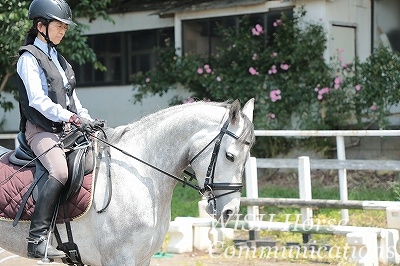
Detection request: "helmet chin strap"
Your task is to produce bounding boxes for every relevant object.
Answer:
[38,24,56,57]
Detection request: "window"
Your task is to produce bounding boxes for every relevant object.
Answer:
[72,28,174,87]
[182,9,293,56]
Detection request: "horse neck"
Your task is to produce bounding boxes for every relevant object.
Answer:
[108,103,227,174]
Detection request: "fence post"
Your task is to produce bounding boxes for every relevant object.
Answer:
[298,156,312,243]
[245,156,259,221]
[336,136,349,223]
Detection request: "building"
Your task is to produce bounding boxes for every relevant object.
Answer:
[1,0,399,132]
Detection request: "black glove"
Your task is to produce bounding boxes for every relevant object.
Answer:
[91,119,105,129]
[69,114,94,133]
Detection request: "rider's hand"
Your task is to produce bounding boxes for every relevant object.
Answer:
[69,114,93,133]
[91,119,105,129]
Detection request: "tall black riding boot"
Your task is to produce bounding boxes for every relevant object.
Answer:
[27,177,66,259]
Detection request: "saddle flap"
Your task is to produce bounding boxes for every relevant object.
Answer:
[60,146,94,204]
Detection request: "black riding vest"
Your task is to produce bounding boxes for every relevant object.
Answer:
[17,45,78,133]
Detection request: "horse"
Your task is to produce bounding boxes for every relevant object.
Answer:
[0,98,255,266]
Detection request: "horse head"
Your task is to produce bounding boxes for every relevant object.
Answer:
[189,99,255,222]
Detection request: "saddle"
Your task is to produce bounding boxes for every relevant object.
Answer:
[0,131,95,225]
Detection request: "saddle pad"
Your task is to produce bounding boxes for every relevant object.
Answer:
[0,152,93,224]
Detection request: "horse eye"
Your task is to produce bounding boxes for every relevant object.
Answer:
[226,152,235,162]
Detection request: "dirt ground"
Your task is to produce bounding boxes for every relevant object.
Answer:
[0,249,327,266]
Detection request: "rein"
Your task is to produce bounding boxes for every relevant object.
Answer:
[90,132,201,191]
[90,115,251,210]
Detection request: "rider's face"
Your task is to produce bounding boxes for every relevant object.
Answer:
[37,20,69,45]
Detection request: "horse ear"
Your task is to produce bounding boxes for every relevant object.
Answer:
[242,98,254,122]
[229,99,241,124]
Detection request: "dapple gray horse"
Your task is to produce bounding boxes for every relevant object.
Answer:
[0,99,255,265]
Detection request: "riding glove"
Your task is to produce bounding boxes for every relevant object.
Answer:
[69,114,97,133]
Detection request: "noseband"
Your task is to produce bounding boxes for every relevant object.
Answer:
[189,118,251,208]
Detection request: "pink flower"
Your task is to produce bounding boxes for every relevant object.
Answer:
[280,64,290,70]
[355,85,361,91]
[183,97,195,103]
[268,113,276,119]
[197,68,203,74]
[370,105,377,111]
[252,53,258,60]
[334,77,342,84]
[204,64,210,69]
[252,24,264,35]
[268,65,278,74]
[251,28,259,35]
[272,52,278,57]
[317,87,330,100]
[270,89,282,102]
[205,68,212,74]
[145,77,151,83]
[273,20,281,27]
[216,76,222,82]
[249,67,259,75]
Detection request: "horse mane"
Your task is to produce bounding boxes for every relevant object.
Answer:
[106,100,254,145]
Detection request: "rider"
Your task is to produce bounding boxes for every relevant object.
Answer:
[16,0,102,259]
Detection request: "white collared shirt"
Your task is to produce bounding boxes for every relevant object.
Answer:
[17,38,91,122]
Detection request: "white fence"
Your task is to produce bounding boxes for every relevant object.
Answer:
[0,133,18,149]
[244,130,400,222]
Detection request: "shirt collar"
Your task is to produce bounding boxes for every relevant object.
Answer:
[34,37,57,58]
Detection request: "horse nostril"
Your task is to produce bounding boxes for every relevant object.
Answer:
[223,209,234,221]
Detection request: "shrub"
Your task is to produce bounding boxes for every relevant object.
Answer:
[131,7,400,157]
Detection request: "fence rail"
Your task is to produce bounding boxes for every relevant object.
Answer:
[245,129,400,222]
[0,133,18,149]
[240,197,400,210]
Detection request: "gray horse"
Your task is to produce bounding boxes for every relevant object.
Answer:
[0,99,255,265]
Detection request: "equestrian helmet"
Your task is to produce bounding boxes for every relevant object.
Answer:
[28,0,75,25]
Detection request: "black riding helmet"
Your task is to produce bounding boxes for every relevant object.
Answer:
[28,0,76,26]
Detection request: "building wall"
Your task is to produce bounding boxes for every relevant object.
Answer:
[1,0,375,133]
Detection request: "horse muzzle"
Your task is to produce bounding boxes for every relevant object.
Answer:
[205,197,240,222]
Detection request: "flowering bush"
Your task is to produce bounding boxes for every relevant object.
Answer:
[131,7,400,156]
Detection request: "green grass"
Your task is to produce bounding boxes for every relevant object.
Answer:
[171,181,398,220]
[171,184,200,219]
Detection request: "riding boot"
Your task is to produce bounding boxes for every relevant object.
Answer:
[27,177,66,259]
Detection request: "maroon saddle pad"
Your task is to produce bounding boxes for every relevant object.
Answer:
[0,152,93,224]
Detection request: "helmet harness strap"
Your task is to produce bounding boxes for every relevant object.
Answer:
[38,21,56,57]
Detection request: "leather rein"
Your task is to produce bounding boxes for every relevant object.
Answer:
[90,115,251,207]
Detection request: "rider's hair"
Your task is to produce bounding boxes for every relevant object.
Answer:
[23,18,49,46]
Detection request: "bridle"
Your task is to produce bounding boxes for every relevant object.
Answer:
[189,118,251,209]
[90,114,252,213]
